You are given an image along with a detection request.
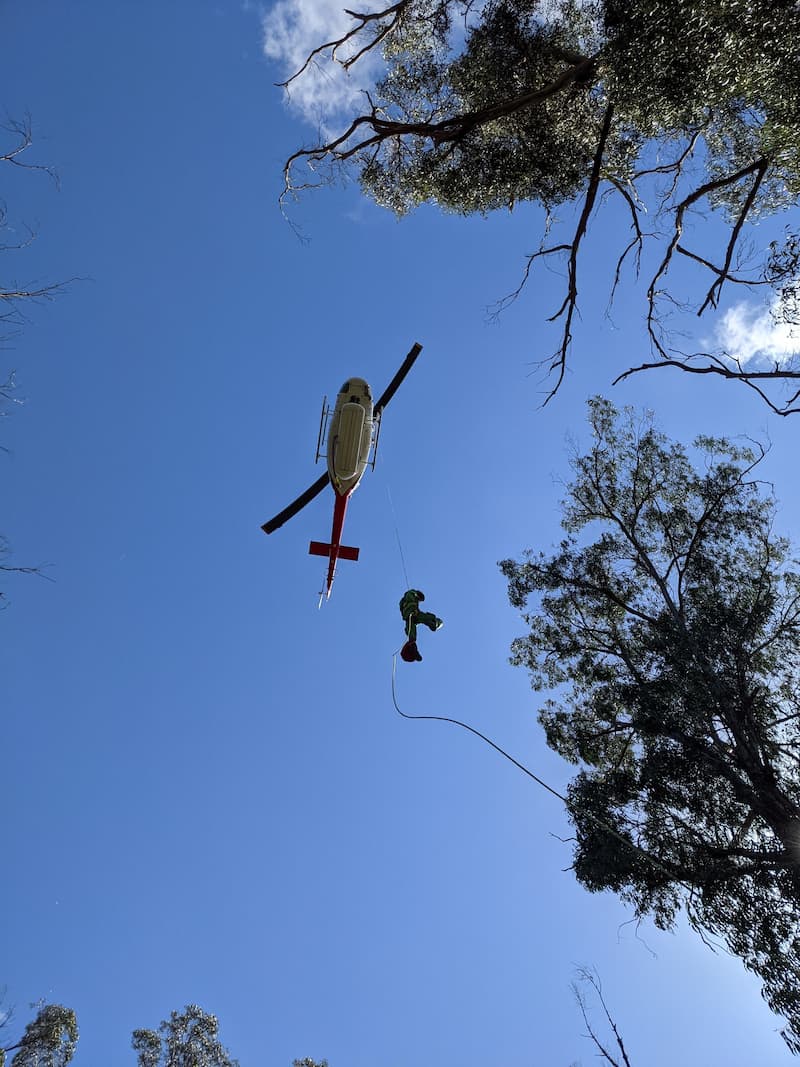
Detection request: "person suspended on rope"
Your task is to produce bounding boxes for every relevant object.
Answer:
[399,588,443,662]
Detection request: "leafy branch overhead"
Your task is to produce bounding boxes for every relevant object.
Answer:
[278,0,800,412]
[501,398,800,1053]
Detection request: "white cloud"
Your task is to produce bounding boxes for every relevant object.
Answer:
[262,0,385,126]
[713,297,800,368]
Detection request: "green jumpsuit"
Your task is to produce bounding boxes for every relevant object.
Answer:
[399,589,443,643]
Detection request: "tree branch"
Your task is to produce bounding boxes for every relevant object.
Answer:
[282,56,598,198]
[279,1,410,89]
[698,158,770,314]
[675,243,771,288]
[645,158,768,357]
[573,968,633,1067]
[0,115,58,186]
[540,101,615,403]
[613,353,800,417]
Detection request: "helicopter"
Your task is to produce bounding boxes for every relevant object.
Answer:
[261,342,423,599]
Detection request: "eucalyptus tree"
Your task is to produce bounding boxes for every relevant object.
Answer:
[0,1004,78,1067]
[277,0,800,412]
[500,398,800,1052]
[132,1007,330,1067]
[132,1006,239,1067]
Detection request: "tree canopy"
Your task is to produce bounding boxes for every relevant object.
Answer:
[500,398,800,1053]
[0,999,328,1067]
[0,1004,78,1067]
[132,1006,239,1067]
[279,0,800,412]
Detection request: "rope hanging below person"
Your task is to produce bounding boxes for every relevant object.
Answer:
[389,652,690,888]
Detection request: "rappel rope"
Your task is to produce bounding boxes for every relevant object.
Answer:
[391,652,565,801]
[384,479,685,887]
[390,653,690,889]
[386,485,411,590]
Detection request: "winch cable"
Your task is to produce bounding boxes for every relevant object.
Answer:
[386,485,411,590]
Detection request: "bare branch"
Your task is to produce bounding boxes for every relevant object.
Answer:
[541,102,615,404]
[0,114,59,186]
[633,123,707,185]
[613,353,800,417]
[277,1,409,88]
[675,243,771,287]
[0,116,66,605]
[0,280,72,303]
[606,177,646,308]
[0,564,55,581]
[698,159,770,314]
[489,243,572,320]
[645,158,768,351]
[572,968,633,1067]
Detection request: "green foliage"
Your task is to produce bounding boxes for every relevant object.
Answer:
[281,0,800,409]
[132,1006,238,1067]
[280,0,800,408]
[365,0,610,214]
[604,0,800,194]
[767,228,800,326]
[304,0,800,216]
[1,999,325,1067]
[501,398,800,1053]
[3,1005,78,1067]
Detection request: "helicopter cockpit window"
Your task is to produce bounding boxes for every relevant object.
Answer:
[340,381,350,393]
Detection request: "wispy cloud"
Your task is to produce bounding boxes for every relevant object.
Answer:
[261,0,383,125]
[712,297,800,367]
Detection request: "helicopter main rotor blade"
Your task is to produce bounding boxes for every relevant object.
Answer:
[261,472,330,535]
[262,342,421,536]
[374,342,423,415]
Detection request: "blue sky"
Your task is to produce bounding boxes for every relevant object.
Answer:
[4,4,800,1065]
